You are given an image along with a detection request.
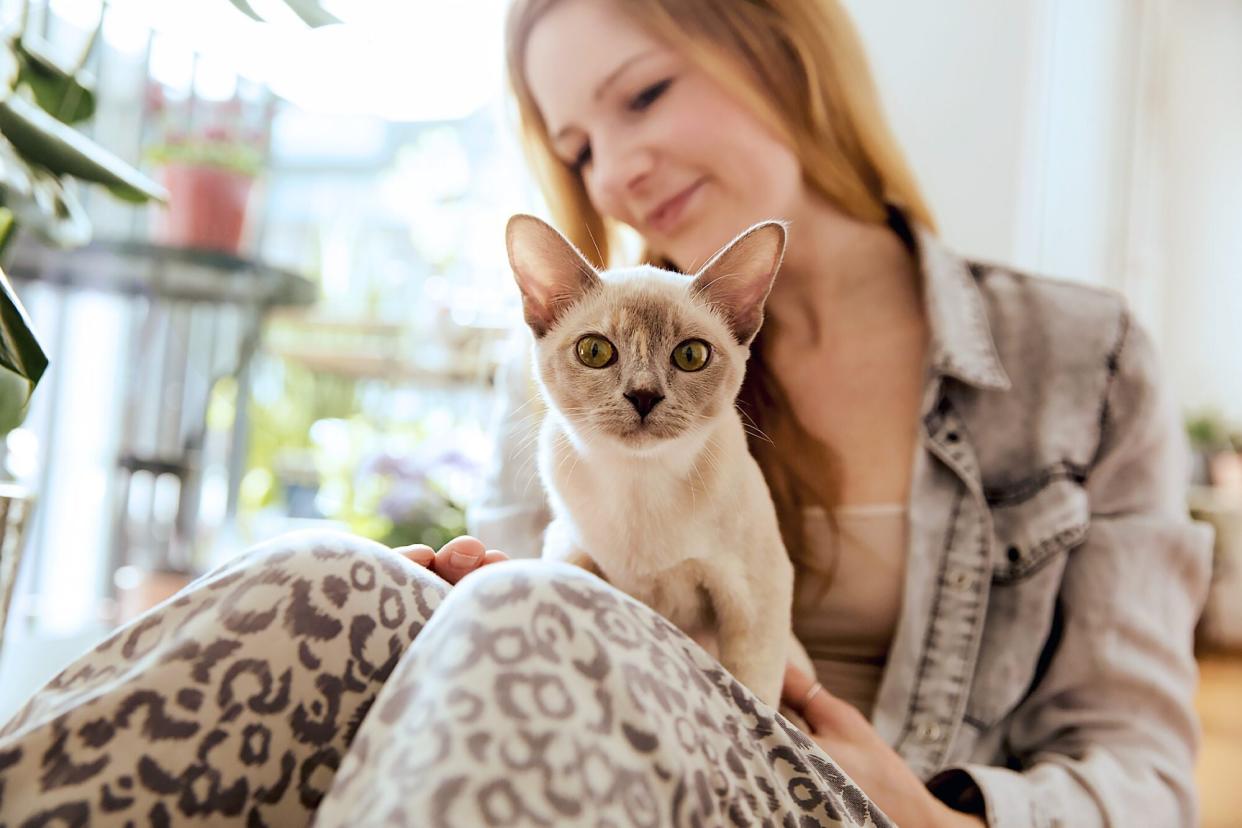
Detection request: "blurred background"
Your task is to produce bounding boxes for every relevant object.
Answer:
[0,0,1237,822]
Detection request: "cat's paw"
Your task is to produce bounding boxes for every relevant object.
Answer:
[562,549,606,579]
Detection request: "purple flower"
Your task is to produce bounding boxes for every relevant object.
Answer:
[378,479,435,523]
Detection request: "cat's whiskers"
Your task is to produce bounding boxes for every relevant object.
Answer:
[582,221,605,267]
[511,404,596,453]
[700,435,725,486]
[553,422,589,479]
[506,394,543,419]
[687,442,709,512]
[564,419,604,481]
[735,403,775,446]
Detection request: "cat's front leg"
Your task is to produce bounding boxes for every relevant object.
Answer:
[700,565,789,708]
[561,548,606,579]
[541,519,606,580]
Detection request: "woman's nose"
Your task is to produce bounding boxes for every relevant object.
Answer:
[591,137,655,208]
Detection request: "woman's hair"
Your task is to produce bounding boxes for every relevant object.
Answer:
[505,0,935,568]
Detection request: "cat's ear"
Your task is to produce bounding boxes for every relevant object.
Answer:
[507,214,602,338]
[691,221,786,345]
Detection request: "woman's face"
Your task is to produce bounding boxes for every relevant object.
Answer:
[524,0,806,271]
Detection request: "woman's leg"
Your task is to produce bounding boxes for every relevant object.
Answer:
[316,560,892,828]
[0,530,448,827]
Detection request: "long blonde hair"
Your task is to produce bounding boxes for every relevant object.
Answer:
[505,0,935,567]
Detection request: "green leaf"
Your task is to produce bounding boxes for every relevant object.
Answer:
[0,367,32,436]
[0,41,18,97]
[11,167,92,248]
[0,204,15,256]
[0,133,90,246]
[225,0,264,22]
[225,0,338,27]
[0,94,167,203]
[16,37,96,125]
[0,133,34,200]
[106,181,155,204]
[0,263,47,392]
[282,0,340,28]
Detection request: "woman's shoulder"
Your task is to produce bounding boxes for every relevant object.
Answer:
[950,258,1177,496]
[966,259,1135,379]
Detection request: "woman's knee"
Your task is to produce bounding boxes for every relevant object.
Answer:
[446,558,605,606]
[184,530,450,626]
[208,529,422,586]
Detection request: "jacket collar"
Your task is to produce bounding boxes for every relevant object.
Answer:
[889,208,1011,393]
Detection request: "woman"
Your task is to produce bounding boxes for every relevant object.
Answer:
[475,0,1212,825]
[0,1,1208,826]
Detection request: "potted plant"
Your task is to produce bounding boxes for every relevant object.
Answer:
[146,122,265,255]
[1187,410,1242,492]
[0,0,341,639]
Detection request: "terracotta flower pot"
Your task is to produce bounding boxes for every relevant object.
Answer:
[154,163,255,254]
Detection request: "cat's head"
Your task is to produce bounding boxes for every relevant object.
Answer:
[507,214,785,452]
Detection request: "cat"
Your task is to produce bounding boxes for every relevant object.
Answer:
[506,213,810,708]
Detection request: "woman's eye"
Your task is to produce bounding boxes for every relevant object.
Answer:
[671,339,710,372]
[576,335,616,368]
[630,78,672,112]
[571,143,592,173]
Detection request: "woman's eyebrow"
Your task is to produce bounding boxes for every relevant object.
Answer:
[552,49,663,144]
[594,49,661,102]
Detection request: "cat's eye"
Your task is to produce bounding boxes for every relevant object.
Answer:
[576,335,616,368]
[672,339,711,372]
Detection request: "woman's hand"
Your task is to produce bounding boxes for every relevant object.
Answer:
[781,663,985,828]
[394,535,509,585]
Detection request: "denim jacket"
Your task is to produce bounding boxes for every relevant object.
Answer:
[467,220,1213,828]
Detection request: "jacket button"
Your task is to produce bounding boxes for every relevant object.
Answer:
[949,570,972,590]
[1006,545,1021,563]
[916,721,944,742]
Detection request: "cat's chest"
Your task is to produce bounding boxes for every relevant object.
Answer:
[613,558,716,639]
[561,470,707,552]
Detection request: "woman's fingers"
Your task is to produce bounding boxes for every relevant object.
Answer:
[480,549,510,567]
[394,544,435,567]
[433,535,489,584]
[781,661,817,712]
[781,662,861,735]
[394,538,509,584]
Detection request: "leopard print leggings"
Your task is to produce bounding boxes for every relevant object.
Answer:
[0,531,890,827]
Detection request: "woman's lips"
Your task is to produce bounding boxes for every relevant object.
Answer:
[645,178,706,235]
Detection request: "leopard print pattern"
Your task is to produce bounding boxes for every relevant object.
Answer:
[0,532,890,827]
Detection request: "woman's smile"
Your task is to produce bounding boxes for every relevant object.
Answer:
[644,177,708,236]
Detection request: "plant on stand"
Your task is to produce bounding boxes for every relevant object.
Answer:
[0,0,340,648]
[145,99,266,255]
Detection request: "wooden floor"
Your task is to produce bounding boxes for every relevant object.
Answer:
[1197,652,1242,827]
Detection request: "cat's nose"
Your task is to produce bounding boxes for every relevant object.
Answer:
[624,389,664,419]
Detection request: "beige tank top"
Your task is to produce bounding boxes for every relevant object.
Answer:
[792,503,908,717]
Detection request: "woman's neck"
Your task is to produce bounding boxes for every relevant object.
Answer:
[765,198,924,349]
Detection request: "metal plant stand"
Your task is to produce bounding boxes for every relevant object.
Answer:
[4,239,316,615]
[0,483,33,648]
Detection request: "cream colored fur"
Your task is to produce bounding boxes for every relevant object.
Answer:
[507,214,812,708]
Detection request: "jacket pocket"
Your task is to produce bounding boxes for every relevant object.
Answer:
[965,477,1089,729]
[990,476,1089,584]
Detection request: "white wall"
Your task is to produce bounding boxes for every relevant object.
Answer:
[844,0,1241,419]
[842,1,1037,267]
[1157,0,1242,418]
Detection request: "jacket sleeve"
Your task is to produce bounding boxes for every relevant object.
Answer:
[465,329,551,560]
[930,313,1214,827]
